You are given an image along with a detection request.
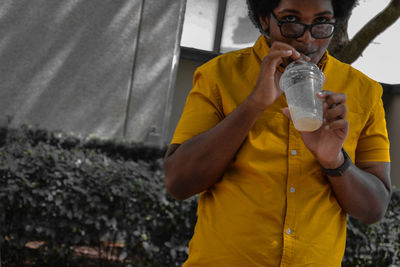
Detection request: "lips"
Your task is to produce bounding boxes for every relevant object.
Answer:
[298,50,317,57]
[295,45,317,55]
[296,49,318,63]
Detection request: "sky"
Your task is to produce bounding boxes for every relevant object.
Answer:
[349,0,400,84]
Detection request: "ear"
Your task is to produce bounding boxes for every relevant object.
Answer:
[258,15,269,32]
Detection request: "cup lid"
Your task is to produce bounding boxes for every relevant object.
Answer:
[279,59,325,91]
[285,59,320,72]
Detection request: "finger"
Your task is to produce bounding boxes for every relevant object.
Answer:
[270,42,302,62]
[321,98,330,116]
[264,50,293,65]
[298,53,311,61]
[317,90,334,99]
[324,93,347,108]
[270,42,313,67]
[262,50,295,75]
[324,103,347,121]
[281,50,310,67]
[274,71,284,91]
[281,107,291,120]
[289,49,301,61]
[325,119,349,131]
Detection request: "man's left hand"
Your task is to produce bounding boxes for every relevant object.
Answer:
[283,90,349,169]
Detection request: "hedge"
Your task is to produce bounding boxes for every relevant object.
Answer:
[0,125,197,266]
[343,191,400,266]
[0,125,399,266]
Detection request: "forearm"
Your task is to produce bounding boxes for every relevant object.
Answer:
[164,97,264,200]
[327,162,392,224]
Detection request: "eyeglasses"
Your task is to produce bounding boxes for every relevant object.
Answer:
[270,12,336,39]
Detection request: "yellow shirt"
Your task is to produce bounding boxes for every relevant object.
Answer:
[171,36,390,267]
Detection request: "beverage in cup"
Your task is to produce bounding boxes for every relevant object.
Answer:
[279,59,325,132]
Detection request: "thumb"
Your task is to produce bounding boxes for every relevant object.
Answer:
[282,107,292,120]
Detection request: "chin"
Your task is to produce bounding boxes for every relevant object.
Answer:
[311,53,325,65]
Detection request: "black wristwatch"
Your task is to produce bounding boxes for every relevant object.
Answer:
[321,148,351,177]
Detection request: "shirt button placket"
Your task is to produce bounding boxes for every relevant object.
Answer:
[289,150,297,195]
[284,125,300,264]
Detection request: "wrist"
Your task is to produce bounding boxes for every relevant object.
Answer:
[320,150,345,170]
[320,148,352,177]
[246,93,271,112]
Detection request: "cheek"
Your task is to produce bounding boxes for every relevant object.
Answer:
[269,27,285,42]
[318,39,331,50]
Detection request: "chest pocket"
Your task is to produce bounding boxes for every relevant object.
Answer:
[249,111,289,151]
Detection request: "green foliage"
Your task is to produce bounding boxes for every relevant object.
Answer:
[0,126,197,266]
[343,190,400,266]
[0,125,399,266]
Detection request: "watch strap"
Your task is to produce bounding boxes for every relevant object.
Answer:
[321,148,351,177]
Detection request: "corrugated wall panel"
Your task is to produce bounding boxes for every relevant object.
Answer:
[0,0,185,146]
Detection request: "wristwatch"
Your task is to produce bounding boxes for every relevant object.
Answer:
[321,148,351,177]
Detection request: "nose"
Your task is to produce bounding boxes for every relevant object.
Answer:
[296,28,314,43]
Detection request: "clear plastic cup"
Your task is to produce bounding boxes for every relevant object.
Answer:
[279,59,325,132]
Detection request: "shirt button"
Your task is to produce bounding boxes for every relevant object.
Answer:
[291,150,297,155]
[286,228,292,235]
[290,187,295,193]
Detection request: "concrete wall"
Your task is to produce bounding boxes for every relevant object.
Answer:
[0,0,185,147]
[385,93,400,188]
[169,58,400,187]
[168,59,202,142]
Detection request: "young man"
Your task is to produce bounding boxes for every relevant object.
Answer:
[164,0,392,265]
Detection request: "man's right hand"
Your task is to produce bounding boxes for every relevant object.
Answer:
[248,41,309,111]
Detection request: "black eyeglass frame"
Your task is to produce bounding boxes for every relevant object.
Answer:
[270,12,336,39]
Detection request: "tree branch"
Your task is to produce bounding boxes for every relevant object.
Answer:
[327,17,350,56]
[334,0,400,64]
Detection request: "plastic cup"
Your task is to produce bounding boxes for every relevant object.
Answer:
[279,59,325,132]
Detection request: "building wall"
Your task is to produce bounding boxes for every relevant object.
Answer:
[386,93,400,188]
[169,58,400,187]
[0,0,185,146]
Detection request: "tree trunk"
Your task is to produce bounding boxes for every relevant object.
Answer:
[328,0,400,64]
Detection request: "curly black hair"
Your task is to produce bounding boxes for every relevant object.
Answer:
[247,0,359,33]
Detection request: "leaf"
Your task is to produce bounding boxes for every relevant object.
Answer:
[141,233,148,241]
[119,251,128,260]
[110,217,117,229]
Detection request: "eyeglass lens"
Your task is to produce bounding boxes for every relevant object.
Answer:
[281,23,334,38]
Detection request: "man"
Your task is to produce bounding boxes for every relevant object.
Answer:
[164,0,392,265]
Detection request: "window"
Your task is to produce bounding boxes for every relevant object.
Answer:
[180,0,260,61]
[180,0,219,51]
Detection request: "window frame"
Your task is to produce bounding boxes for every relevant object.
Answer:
[180,0,227,62]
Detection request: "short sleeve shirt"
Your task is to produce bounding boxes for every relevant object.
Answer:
[171,35,390,267]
